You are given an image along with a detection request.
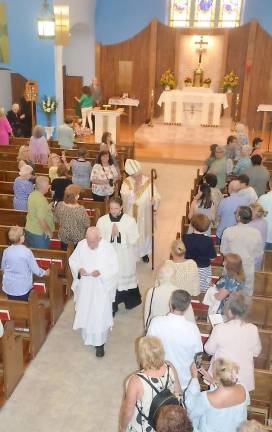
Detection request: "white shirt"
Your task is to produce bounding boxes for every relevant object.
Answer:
[258,191,272,242]
[148,313,203,389]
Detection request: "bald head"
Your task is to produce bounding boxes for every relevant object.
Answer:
[86,227,101,249]
[228,180,241,194]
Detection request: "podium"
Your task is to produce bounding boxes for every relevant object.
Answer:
[92,107,124,144]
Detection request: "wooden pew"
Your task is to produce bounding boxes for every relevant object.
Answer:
[0,291,46,358]
[0,320,24,400]
[263,251,272,272]
[254,272,272,297]
[247,297,272,329]
[250,369,272,423]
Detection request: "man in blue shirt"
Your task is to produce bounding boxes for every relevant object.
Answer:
[216,180,248,243]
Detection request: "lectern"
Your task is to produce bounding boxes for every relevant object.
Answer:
[92,107,124,144]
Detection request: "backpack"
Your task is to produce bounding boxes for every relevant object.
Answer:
[136,365,180,429]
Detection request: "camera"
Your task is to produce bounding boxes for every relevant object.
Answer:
[109,179,114,187]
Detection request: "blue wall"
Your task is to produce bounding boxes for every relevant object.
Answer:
[242,0,272,34]
[1,0,56,126]
[95,0,169,45]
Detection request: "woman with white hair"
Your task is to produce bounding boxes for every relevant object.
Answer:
[0,107,12,145]
[13,164,34,211]
[7,103,25,137]
[233,145,252,176]
[144,261,195,329]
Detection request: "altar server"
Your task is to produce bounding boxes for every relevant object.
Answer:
[120,159,161,263]
[69,227,118,358]
[97,197,141,313]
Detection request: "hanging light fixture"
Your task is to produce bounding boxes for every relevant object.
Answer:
[37,0,55,39]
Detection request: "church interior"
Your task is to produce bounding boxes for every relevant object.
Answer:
[0,1,272,431]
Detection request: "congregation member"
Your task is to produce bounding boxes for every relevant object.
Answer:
[251,137,263,159]
[58,117,74,149]
[54,184,90,250]
[258,177,272,250]
[249,203,268,269]
[48,153,63,182]
[148,290,202,390]
[1,226,49,301]
[97,196,141,313]
[225,135,239,161]
[29,125,50,164]
[7,103,25,137]
[239,420,263,432]
[25,176,54,248]
[205,292,262,391]
[185,358,249,432]
[244,155,270,197]
[188,183,215,236]
[216,180,248,243]
[17,145,35,172]
[183,214,216,291]
[156,405,193,432]
[51,164,72,203]
[69,227,118,357]
[75,86,94,131]
[101,131,117,157]
[119,336,181,432]
[166,240,200,297]
[214,253,245,313]
[220,206,263,294]
[233,145,252,175]
[202,144,217,174]
[68,147,92,188]
[121,159,160,263]
[237,174,258,205]
[0,107,12,145]
[204,173,223,212]
[13,164,34,211]
[207,145,227,191]
[91,150,119,201]
[236,123,249,148]
[144,262,196,329]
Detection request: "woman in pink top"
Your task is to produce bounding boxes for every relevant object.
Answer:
[29,125,50,164]
[205,291,261,391]
[0,107,12,145]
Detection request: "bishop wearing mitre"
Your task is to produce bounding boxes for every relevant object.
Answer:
[97,196,141,314]
[69,227,119,358]
[120,159,160,263]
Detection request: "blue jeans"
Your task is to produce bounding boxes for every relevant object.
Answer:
[265,242,272,251]
[25,231,50,249]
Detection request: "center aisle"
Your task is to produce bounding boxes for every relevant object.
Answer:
[0,162,199,432]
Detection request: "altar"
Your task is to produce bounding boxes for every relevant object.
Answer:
[157,89,228,127]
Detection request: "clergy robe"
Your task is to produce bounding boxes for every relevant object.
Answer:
[120,175,160,258]
[97,212,141,309]
[69,238,118,346]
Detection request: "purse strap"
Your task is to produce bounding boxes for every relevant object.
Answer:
[145,283,158,332]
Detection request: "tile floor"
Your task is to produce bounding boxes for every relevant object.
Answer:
[0,162,200,432]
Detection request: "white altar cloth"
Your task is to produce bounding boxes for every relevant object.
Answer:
[157,89,228,126]
[108,97,139,107]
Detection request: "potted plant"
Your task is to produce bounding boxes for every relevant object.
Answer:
[184,77,192,87]
[223,71,239,93]
[40,95,57,139]
[160,69,176,91]
[203,78,211,88]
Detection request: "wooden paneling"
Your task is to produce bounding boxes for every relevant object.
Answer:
[10,73,27,104]
[63,75,83,110]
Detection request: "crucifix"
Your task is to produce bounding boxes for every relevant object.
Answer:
[195,35,208,65]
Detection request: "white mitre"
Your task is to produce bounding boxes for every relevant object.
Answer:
[125,159,142,176]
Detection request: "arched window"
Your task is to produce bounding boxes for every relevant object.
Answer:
[169,0,243,28]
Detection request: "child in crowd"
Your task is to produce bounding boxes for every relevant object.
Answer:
[74,86,94,132]
[183,214,216,291]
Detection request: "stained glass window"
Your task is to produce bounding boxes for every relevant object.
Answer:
[169,0,243,28]
[218,0,242,28]
[169,0,191,27]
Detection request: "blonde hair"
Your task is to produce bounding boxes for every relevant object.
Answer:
[239,420,263,432]
[17,145,30,161]
[64,184,81,204]
[171,240,186,257]
[32,125,45,139]
[224,253,245,283]
[8,226,24,244]
[213,358,239,387]
[137,336,165,370]
[250,203,268,218]
[0,107,5,117]
[48,153,60,168]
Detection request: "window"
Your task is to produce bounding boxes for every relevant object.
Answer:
[169,0,243,28]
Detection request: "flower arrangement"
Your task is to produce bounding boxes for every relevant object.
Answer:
[223,71,239,92]
[203,77,211,84]
[184,76,192,83]
[40,96,57,114]
[160,69,176,89]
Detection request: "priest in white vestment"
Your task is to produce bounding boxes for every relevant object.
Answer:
[69,227,118,357]
[96,196,141,313]
[120,159,161,263]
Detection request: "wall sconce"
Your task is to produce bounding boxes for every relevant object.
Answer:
[37,0,55,39]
